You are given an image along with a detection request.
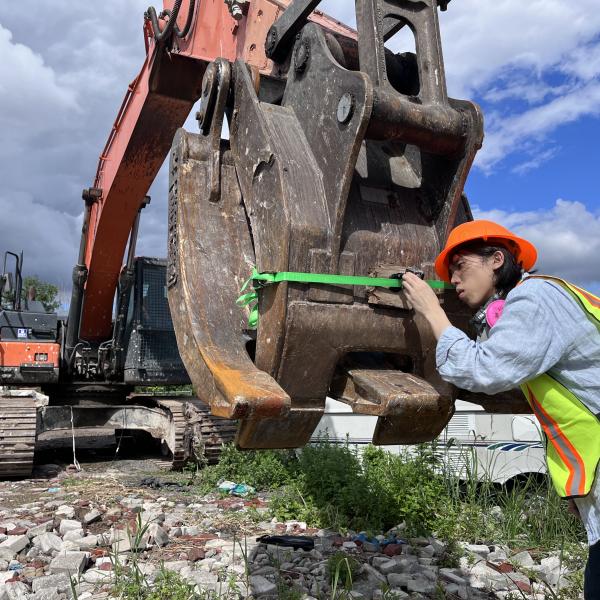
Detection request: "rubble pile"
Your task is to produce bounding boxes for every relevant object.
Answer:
[0,467,582,600]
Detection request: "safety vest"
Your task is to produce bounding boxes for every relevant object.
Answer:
[519,276,600,498]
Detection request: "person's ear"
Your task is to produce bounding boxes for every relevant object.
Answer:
[492,250,505,271]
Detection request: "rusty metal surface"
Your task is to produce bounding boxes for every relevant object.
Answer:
[460,390,533,415]
[80,52,206,341]
[330,367,452,444]
[168,0,485,448]
[167,110,290,419]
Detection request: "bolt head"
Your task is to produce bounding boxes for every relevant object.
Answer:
[265,28,278,56]
[337,93,355,124]
[294,41,310,73]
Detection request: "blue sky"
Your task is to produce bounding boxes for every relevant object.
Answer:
[468,117,600,214]
[0,0,598,299]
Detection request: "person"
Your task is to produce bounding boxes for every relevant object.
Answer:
[402,220,600,599]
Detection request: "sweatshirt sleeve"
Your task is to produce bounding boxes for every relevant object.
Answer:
[435,280,580,394]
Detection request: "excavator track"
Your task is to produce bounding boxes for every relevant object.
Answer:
[157,398,237,470]
[0,396,38,477]
[186,399,239,465]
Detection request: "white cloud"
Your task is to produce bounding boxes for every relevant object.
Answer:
[322,1,600,174]
[0,192,80,287]
[0,25,78,136]
[474,200,600,291]
[483,79,570,106]
[438,3,600,172]
[561,40,600,81]
[439,0,600,96]
[478,80,600,171]
[0,2,152,284]
[511,147,560,176]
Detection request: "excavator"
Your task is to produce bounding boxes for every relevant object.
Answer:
[0,0,529,478]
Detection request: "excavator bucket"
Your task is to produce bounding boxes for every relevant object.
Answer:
[167,0,483,448]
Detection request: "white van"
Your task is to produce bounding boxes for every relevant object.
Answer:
[314,398,546,484]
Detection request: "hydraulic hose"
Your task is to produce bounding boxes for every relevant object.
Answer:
[146,0,188,43]
[163,0,196,38]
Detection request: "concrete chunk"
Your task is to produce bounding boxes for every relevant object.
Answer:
[3,582,29,600]
[49,552,87,575]
[510,550,534,567]
[34,533,63,554]
[143,524,169,548]
[82,510,102,525]
[62,530,84,542]
[406,576,436,595]
[440,568,467,586]
[249,575,277,597]
[371,556,390,569]
[58,521,82,536]
[78,535,98,550]
[82,568,114,584]
[465,544,491,558]
[31,573,71,593]
[0,536,29,560]
[29,590,65,600]
[55,507,75,519]
[377,559,402,575]
[387,573,412,589]
[26,522,53,539]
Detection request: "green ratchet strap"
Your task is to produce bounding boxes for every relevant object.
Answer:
[236,267,454,329]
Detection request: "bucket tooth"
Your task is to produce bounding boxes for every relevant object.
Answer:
[236,408,324,449]
[331,368,454,444]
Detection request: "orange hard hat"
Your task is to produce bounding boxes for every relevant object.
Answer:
[435,220,538,283]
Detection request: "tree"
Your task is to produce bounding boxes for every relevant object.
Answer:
[21,276,60,313]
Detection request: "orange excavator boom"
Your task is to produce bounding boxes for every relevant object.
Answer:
[77,0,356,341]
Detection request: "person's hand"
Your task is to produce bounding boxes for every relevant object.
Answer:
[402,272,441,315]
[568,499,581,520]
[402,272,452,340]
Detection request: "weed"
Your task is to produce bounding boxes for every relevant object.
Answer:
[195,444,297,492]
[60,477,83,488]
[328,551,361,590]
[145,569,197,600]
[437,538,463,569]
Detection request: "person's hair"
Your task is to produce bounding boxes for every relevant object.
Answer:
[453,241,524,297]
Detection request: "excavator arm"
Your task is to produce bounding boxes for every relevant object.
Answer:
[67,0,498,450]
[74,0,356,342]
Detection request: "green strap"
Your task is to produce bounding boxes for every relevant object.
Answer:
[236,267,454,329]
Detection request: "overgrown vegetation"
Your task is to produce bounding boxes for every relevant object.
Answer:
[196,444,298,492]
[196,439,586,550]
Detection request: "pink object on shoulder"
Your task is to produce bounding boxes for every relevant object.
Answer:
[486,299,505,328]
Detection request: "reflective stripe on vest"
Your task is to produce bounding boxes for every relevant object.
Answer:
[519,276,600,498]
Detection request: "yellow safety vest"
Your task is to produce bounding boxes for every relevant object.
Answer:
[519,276,600,498]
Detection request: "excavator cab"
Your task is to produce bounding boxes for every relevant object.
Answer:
[167,0,483,449]
[0,251,60,385]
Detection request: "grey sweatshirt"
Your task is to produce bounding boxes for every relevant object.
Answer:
[436,278,600,546]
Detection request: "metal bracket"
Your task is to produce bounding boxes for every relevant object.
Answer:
[265,0,323,63]
[82,187,102,206]
[196,59,231,203]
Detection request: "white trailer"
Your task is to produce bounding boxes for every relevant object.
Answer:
[314,398,546,484]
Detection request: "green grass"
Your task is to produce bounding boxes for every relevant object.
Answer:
[195,438,586,550]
